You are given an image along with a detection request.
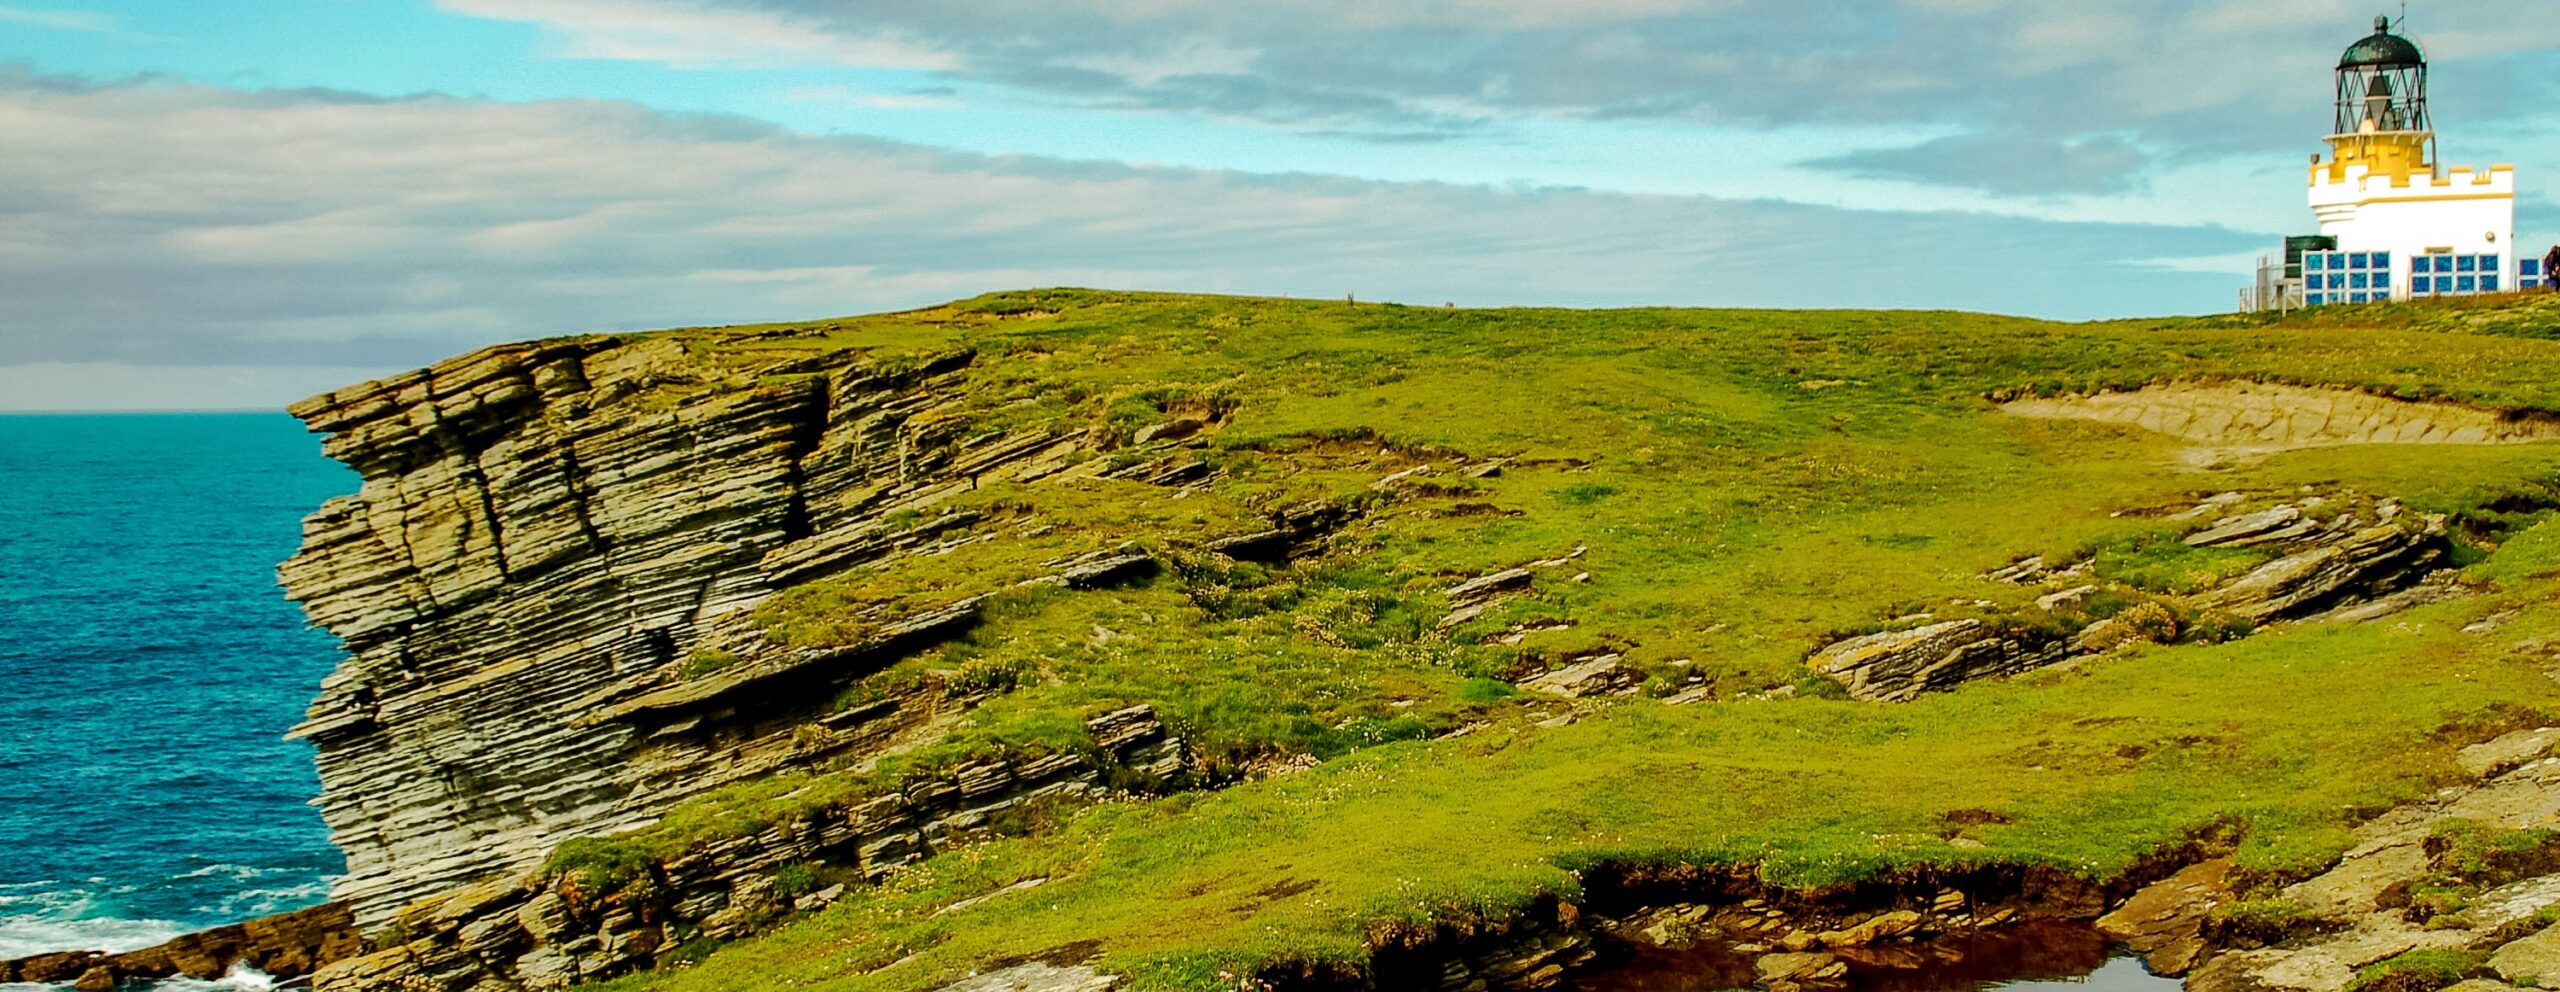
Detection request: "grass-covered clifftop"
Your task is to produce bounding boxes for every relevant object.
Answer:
[546,289,2560,990]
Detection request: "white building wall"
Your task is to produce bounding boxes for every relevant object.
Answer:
[2309,164,2516,297]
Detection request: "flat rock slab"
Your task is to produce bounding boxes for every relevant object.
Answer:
[2253,947,2356,992]
[1755,951,1848,986]
[2284,843,2428,918]
[2492,923,2560,985]
[932,963,1118,992]
[2475,875,2560,930]
[2446,766,2560,829]
[2321,916,2476,967]
[2097,857,2232,975]
[2464,729,2560,779]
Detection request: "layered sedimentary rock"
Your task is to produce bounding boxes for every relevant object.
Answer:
[313,705,1185,991]
[0,902,360,989]
[2002,381,2560,452]
[1810,491,2454,702]
[1806,619,2070,704]
[277,333,1135,926]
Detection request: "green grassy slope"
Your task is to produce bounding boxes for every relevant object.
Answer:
[582,289,2560,991]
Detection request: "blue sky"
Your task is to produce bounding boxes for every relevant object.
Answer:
[3,0,2556,409]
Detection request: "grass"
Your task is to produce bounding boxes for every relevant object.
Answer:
[604,581,2560,992]
[2089,530,2277,595]
[540,290,2560,990]
[2349,949,2492,992]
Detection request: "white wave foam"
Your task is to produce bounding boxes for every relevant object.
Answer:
[0,868,342,963]
[174,863,264,882]
[0,909,187,960]
[0,964,291,992]
[213,878,334,919]
[152,964,281,990]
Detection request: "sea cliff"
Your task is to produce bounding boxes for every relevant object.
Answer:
[252,291,2560,992]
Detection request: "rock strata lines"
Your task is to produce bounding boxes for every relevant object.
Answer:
[2001,381,2560,454]
[278,335,1119,925]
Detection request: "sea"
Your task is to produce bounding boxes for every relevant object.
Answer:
[0,413,352,986]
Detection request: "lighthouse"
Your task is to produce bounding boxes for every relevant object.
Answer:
[2256,15,2545,309]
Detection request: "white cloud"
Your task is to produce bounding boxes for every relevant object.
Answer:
[786,85,965,111]
[434,0,957,69]
[0,5,114,31]
[0,74,2260,410]
[423,0,2560,193]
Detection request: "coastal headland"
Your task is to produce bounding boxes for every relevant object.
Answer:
[35,289,2560,992]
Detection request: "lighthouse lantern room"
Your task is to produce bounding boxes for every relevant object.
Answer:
[2251,15,2541,309]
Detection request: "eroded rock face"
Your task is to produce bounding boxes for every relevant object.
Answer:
[1808,620,2068,703]
[0,902,360,987]
[1807,490,2454,702]
[2001,382,2560,453]
[309,706,1184,992]
[278,336,1129,925]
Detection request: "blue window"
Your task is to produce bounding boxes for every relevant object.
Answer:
[2437,276,2456,292]
[2307,254,2327,271]
[2527,259,2545,277]
[2483,275,2500,292]
[2351,272,2370,289]
[2333,274,2350,289]
[2374,289,2391,301]
[2459,276,2478,292]
[2423,255,2447,273]
[2458,255,2478,272]
[2307,292,2328,305]
[2373,251,2391,269]
[2355,292,2375,303]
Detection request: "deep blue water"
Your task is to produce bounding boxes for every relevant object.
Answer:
[0,413,352,965]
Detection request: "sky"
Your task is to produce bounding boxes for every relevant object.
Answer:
[2,1,2556,411]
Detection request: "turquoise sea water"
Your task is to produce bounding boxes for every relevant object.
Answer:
[0,414,351,967]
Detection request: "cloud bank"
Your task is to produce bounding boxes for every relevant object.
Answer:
[0,71,2258,409]
[439,0,2560,193]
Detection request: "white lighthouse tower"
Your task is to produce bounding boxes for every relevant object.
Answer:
[2286,15,2536,307]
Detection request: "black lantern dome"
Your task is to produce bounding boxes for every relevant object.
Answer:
[2339,15,2425,68]
[2333,14,2429,136]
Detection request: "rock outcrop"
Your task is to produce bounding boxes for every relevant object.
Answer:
[1809,490,2454,702]
[2096,858,2234,974]
[1808,619,2068,703]
[2184,727,2560,992]
[0,902,360,989]
[312,705,1183,991]
[276,333,1231,929]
